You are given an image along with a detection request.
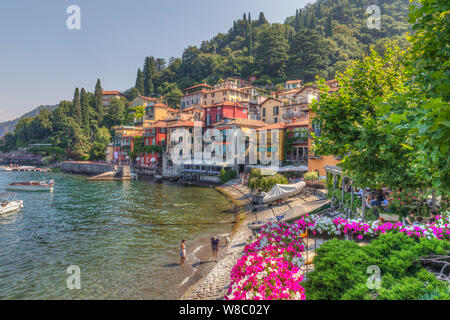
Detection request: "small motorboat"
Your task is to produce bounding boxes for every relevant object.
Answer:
[6,180,54,192]
[0,193,23,215]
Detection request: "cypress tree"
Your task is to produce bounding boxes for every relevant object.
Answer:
[135,68,144,94]
[257,12,268,26]
[80,88,90,129]
[325,14,333,37]
[247,12,253,56]
[72,88,82,125]
[94,79,103,124]
[143,57,155,96]
[310,9,317,29]
[295,9,300,32]
[299,9,304,28]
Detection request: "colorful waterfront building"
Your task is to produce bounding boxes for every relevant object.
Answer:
[180,84,213,109]
[259,97,283,124]
[110,125,145,164]
[140,103,178,125]
[213,118,266,169]
[203,101,248,129]
[102,90,125,107]
[285,80,303,90]
[143,120,168,167]
[284,120,309,166]
[131,95,164,108]
[256,122,287,164]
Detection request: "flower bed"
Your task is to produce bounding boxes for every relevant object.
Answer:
[227,212,449,300]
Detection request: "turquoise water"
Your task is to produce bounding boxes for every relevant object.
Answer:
[0,171,233,299]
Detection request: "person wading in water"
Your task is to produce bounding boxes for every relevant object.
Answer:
[211,237,219,262]
[180,240,186,266]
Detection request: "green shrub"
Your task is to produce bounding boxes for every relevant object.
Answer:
[304,233,450,300]
[220,169,237,184]
[247,172,288,192]
[304,171,319,181]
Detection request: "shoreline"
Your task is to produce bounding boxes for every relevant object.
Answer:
[179,180,254,300]
[179,181,321,300]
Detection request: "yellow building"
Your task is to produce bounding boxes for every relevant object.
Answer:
[307,110,340,178]
[202,87,251,106]
[260,98,283,124]
[141,103,178,125]
[131,95,164,108]
[257,122,286,163]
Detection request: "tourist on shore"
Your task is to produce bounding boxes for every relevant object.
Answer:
[224,236,230,248]
[180,240,186,266]
[211,237,219,262]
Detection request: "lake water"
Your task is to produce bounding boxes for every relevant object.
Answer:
[0,171,233,299]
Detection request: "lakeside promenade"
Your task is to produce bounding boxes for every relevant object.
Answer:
[182,180,319,300]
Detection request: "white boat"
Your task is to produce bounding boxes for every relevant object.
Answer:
[0,193,23,215]
[261,181,306,204]
[248,199,331,231]
[6,180,54,192]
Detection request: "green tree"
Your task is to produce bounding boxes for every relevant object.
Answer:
[135,68,144,94]
[106,97,126,126]
[288,29,330,81]
[311,43,418,190]
[72,88,82,125]
[94,79,104,125]
[254,24,289,78]
[384,0,450,193]
[89,126,111,160]
[80,88,90,130]
[143,56,156,96]
[325,14,333,37]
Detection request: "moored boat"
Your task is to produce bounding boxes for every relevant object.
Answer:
[6,180,54,191]
[0,193,23,215]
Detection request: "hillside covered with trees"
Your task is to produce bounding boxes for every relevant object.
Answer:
[0,0,411,160]
[127,0,410,100]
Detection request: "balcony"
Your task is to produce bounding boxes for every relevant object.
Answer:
[285,155,308,166]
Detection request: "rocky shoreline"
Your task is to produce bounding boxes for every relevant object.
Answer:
[180,180,320,300]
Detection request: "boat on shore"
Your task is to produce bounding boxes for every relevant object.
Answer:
[248,199,331,231]
[0,193,23,215]
[6,180,54,192]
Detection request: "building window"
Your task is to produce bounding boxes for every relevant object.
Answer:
[274,117,278,123]
[262,108,266,117]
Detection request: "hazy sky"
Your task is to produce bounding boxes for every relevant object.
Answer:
[0,0,310,122]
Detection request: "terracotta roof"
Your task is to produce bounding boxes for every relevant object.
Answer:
[181,90,209,97]
[168,120,197,128]
[286,80,302,84]
[257,122,287,131]
[102,90,122,95]
[286,120,309,127]
[202,101,247,109]
[260,97,283,105]
[137,95,160,102]
[277,89,301,96]
[148,120,169,128]
[214,118,266,128]
[184,83,212,91]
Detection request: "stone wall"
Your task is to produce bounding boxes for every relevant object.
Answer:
[61,161,130,179]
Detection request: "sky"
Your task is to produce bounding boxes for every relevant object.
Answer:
[0,0,309,122]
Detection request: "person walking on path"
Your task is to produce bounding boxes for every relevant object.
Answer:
[180,240,186,266]
[211,237,219,262]
[224,236,230,248]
